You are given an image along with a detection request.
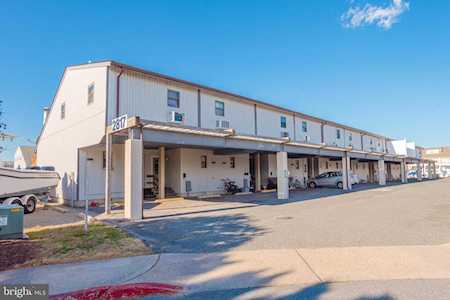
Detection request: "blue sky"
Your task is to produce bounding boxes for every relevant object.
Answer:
[1,0,449,160]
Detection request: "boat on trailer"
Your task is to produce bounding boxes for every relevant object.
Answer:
[0,167,60,213]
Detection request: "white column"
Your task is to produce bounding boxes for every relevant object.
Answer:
[124,137,143,220]
[417,162,423,181]
[276,151,289,200]
[378,159,386,186]
[400,160,407,183]
[342,153,352,190]
[158,146,165,199]
[255,153,261,192]
[104,133,112,214]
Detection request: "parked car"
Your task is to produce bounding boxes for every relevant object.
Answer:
[308,171,344,189]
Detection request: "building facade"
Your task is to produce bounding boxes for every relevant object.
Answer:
[422,147,450,178]
[36,61,434,218]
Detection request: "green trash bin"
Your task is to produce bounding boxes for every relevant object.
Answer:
[0,204,24,239]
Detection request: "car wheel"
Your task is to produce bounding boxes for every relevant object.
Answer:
[337,181,343,189]
[24,197,37,214]
[308,182,317,189]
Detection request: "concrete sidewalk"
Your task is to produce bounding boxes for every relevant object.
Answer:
[1,243,450,296]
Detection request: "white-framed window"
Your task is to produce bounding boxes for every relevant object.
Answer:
[167,90,180,108]
[336,129,341,139]
[301,121,307,133]
[201,155,207,168]
[280,116,287,128]
[349,133,352,141]
[215,101,225,116]
[88,83,95,105]
[61,102,66,120]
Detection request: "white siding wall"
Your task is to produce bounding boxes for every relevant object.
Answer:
[363,135,384,152]
[323,125,345,147]
[37,66,108,201]
[294,117,322,144]
[179,149,250,195]
[108,70,198,126]
[345,130,362,150]
[256,108,294,138]
[200,93,255,135]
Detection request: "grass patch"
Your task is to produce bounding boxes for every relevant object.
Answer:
[14,223,150,269]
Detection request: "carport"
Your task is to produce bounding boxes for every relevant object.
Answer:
[103,117,414,220]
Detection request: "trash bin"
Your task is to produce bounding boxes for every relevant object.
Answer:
[0,204,24,239]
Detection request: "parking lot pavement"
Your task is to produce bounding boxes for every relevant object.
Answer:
[121,178,450,253]
[24,204,83,230]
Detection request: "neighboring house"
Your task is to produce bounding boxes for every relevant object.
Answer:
[422,147,450,178]
[35,61,433,210]
[14,146,36,169]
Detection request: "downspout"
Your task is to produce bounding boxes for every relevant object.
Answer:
[116,69,124,118]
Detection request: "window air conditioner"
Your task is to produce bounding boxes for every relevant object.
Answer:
[216,120,230,129]
[169,111,184,123]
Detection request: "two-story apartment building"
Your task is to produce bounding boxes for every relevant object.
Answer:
[36,61,434,219]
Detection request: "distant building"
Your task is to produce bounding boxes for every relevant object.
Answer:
[0,160,13,168]
[422,147,450,177]
[14,145,36,169]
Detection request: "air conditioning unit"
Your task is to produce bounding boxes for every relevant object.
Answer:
[281,131,289,138]
[168,111,184,123]
[304,135,310,142]
[216,120,230,129]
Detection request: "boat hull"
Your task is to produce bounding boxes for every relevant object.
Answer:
[0,167,60,199]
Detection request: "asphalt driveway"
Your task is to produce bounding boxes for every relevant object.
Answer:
[120,178,450,253]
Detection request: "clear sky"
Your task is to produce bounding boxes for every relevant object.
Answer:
[1,0,449,161]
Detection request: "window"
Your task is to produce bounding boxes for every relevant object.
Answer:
[230,157,235,168]
[295,160,300,170]
[336,162,339,169]
[102,151,113,169]
[201,155,207,168]
[167,90,180,108]
[280,116,287,128]
[336,129,341,139]
[88,83,95,105]
[215,101,225,116]
[302,121,307,133]
[370,139,373,145]
[61,102,66,119]
[349,133,352,141]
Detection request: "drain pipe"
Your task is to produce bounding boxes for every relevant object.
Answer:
[116,68,124,117]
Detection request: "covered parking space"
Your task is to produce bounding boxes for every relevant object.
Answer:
[103,117,412,220]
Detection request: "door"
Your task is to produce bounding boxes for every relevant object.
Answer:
[152,157,159,195]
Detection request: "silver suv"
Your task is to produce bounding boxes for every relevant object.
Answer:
[308,171,343,189]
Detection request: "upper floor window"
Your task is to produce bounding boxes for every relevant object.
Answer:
[215,101,225,116]
[61,102,66,120]
[280,116,287,128]
[167,90,180,108]
[336,129,341,139]
[301,121,307,133]
[349,133,352,141]
[370,139,373,145]
[88,83,95,105]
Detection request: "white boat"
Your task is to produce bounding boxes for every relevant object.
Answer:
[0,167,60,199]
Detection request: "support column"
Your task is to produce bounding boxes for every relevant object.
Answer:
[255,153,261,192]
[342,153,352,190]
[276,151,289,200]
[124,134,143,220]
[433,162,437,179]
[417,161,423,181]
[104,133,112,214]
[400,160,407,183]
[378,159,386,186]
[159,146,166,199]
